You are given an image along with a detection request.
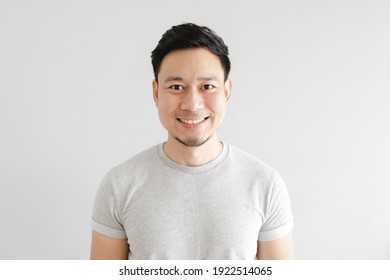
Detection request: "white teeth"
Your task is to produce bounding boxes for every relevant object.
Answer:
[179,118,205,124]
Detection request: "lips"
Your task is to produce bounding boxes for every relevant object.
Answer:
[177,117,209,125]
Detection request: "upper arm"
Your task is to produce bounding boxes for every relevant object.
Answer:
[90,230,129,260]
[257,231,295,260]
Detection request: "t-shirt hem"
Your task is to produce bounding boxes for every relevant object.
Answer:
[257,219,294,241]
[91,218,127,239]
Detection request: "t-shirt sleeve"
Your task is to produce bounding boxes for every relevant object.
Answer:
[91,171,127,239]
[258,171,294,241]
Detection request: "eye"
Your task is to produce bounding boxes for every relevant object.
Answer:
[201,84,215,90]
[169,85,184,90]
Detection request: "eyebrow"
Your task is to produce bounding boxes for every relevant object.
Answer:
[198,76,220,82]
[163,76,221,83]
[164,76,184,83]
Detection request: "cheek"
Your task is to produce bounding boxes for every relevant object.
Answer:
[158,95,178,117]
[209,96,227,113]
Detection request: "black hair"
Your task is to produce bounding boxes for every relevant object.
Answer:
[151,23,230,82]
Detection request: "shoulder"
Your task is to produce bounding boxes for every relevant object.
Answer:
[226,144,279,183]
[102,144,161,191]
[110,145,159,175]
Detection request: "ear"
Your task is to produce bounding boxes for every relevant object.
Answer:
[152,79,158,107]
[224,79,232,102]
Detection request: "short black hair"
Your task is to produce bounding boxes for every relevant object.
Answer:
[151,23,231,82]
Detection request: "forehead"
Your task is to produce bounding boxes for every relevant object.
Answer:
[158,48,224,81]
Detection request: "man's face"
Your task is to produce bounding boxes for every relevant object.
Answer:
[153,48,232,147]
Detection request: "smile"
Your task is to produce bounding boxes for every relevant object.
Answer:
[177,117,209,125]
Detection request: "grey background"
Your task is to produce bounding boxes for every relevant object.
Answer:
[1,0,389,259]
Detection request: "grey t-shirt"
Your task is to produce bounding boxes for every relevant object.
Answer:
[92,143,293,259]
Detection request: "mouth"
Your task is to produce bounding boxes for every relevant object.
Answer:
[176,117,210,125]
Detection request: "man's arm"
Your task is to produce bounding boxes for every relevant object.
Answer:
[257,231,295,260]
[90,230,129,260]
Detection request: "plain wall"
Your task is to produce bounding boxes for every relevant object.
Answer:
[1,0,389,259]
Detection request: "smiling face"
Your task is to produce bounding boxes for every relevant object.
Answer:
[153,48,232,148]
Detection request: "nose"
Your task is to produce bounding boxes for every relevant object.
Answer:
[180,87,204,112]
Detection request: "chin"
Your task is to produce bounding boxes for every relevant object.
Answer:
[174,136,210,147]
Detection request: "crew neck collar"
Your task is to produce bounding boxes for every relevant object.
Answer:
[157,142,229,174]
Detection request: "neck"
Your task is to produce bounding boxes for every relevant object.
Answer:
[163,134,223,167]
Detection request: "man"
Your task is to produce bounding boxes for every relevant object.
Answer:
[91,23,295,260]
